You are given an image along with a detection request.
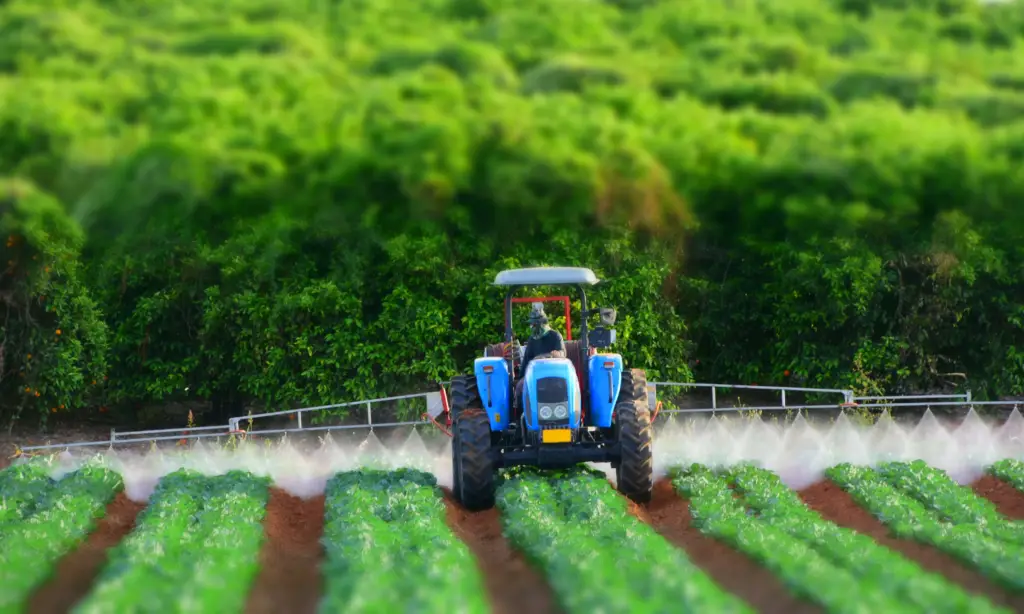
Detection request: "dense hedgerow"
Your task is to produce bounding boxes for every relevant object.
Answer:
[1,0,1024,425]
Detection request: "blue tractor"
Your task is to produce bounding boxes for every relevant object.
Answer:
[449,266,654,511]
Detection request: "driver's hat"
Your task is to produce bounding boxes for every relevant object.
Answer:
[528,302,548,324]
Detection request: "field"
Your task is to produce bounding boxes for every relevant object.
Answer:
[2,412,1024,613]
[5,0,1024,609]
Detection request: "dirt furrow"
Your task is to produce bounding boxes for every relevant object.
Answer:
[639,479,821,614]
[26,491,146,614]
[443,493,560,614]
[244,489,325,614]
[800,479,1024,611]
[971,474,1024,520]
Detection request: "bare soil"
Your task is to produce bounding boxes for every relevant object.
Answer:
[640,479,821,614]
[26,492,145,614]
[971,475,1024,520]
[799,479,1024,611]
[442,492,561,614]
[245,489,325,614]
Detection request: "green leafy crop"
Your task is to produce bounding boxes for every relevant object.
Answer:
[672,464,914,612]
[319,468,489,614]
[0,462,123,614]
[74,470,270,614]
[874,461,1024,545]
[827,463,1024,591]
[497,467,752,613]
[726,463,1007,614]
[990,460,1024,493]
[0,461,58,525]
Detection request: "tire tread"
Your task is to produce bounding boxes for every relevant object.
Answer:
[615,368,654,504]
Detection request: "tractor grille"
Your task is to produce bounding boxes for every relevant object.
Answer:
[535,377,567,404]
[535,377,570,426]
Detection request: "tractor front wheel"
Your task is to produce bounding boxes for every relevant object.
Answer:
[453,408,496,511]
[615,368,654,504]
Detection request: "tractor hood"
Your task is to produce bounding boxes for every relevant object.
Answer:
[523,358,582,431]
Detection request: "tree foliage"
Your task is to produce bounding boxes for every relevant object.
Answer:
[2,0,1024,425]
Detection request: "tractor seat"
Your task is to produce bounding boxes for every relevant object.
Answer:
[563,341,595,418]
[563,341,595,374]
[534,350,566,360]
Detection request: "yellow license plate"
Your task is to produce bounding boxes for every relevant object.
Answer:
[541,429,572,444]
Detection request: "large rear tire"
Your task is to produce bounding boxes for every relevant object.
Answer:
[453,408,496,511]
[615,368,654,504]
[449,374,480,500]
[450,374,482,422]
[451,424,463,499]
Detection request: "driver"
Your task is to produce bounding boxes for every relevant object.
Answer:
[515,303,566,408]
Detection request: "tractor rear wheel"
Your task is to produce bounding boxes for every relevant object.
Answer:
[453,408,496,511]
[451,423,463,498]
[450,374,482,422]
[614,368,654,504]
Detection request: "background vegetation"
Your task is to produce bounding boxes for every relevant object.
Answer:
[2,0,1024,427]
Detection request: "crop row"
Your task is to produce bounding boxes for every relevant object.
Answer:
[497,467,751,614]
[676,465,943,613]
[0,461,123,614]
[0,461,57,525]
[320,468,489,614]
[0,463,490,614]
[989,459,1024,493]
[722,464,1006,614]
[4,457,1024,614]
[827,462,1024,591]
[73,469,269,614]
[874,461,1024,545]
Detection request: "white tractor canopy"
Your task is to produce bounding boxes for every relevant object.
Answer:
[493,266,600,287]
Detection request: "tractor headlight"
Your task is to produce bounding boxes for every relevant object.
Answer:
[539,405,554,420]
[553,404,568,419]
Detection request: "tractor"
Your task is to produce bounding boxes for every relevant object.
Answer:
[448,266,654,511]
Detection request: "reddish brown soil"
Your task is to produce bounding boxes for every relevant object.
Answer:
[26,491,145,614]
[244,489,325,614]
[443,493,561,614]
[641,480,821,614]
[799,480,1024,611]
[971,475,1024,520]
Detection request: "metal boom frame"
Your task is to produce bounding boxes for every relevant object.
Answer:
[14,382,986,453]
